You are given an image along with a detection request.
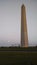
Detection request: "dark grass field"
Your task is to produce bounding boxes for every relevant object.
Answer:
[0,47,37,65]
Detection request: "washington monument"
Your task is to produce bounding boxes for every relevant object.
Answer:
[21,4,28,47]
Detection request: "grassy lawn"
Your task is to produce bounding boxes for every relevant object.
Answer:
[0,47,37,65]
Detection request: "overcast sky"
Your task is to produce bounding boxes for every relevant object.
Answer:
[0,0,37,46]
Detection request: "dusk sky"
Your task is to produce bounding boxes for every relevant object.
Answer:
[0,0,37,46]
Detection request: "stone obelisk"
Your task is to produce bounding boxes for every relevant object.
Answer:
[21,4,28,47]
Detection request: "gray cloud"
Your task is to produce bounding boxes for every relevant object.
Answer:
[0,0,37,46]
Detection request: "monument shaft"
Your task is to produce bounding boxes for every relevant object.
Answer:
[21,5,28,47]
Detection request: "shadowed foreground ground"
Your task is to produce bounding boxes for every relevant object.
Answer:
[0,47,37,65]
